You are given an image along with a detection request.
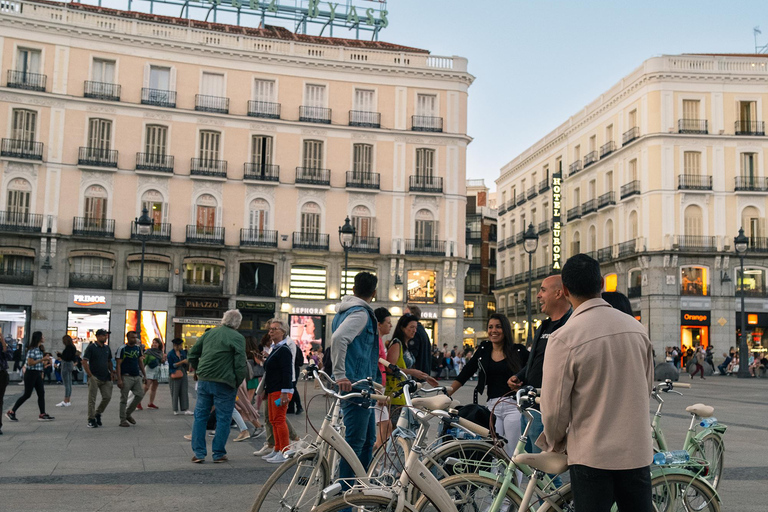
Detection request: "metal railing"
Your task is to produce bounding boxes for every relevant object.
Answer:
[621,180,641,199]
[678,174,712,190]
[538,220,550,234]
[583,151,598,167]
[598,191,615,209]
[349,110,381,128]
[243,163,279,182]
[78,147,118,168]
[569,160,582,176]
[130,221,171,242]
[69,273,113,290]
[195,94,229,114]
[141,88,176,108]
[412,115,443,132]
[508,199,517,211]
[247,100,281,119]
[237,284,276,297]
[240,229,278,247]
[349,236,381,253]
[622,126,640,145]
[747,237,768,253]
[538,178,550,193]
[83,80,121,101]
[72,217,115,237]
[567,205,582,220]
[628,286,641,298]
[618,238,638,257]
[515,231,524,244]
[186,225,225,244]
[735,288,768,298]
[677,235,717,251]
[7,70,46,91]
[295,167,331,186]
[183,280,224,294]
[136,152,174,173]
[409,175,443,193]
[127,276,169,292]
[506,235,515,248]
[527,186,537,199]
[581,199,597,215]
[299,106,331,124]
[404,238,446,256]
[190,158,227,178]
[678,119,708,134]
[466,230,482,242]
[597,246,613,262]
[292,232,330,250]
[0,268,34,286]
[497,201,507,215]
[1,138,43,160]
[599,141,615,158]
[517,195,527,206]
[734,176,768,191]
[0,211,44,232]
[735,120,765,136]
[346,171,380,189]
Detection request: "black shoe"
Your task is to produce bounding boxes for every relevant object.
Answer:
[0,428,3,435]
[38,413,55,421]
[295,407,304,415]
[95,413,102,427]
[6,410,17,422]
[87,418,98,428]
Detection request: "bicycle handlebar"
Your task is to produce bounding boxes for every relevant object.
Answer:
[308,364,382,402]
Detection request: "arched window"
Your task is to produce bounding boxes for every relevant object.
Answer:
[415,208,436,242]
[195,194,217,233]
[249,198,270,233]
[300,202,322,243]
[628,268,642,297]
[628,211,639,240]
[683,205,703,237]
[141,189,166,226]
[84,185,108,225]
[588,225,596,252]
[741,206,763,240]
[6,178,32,219]
[571,231,581,255]
[351,205,374,239]
[605,219,614,247]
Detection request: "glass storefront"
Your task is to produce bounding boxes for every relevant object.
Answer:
[67,308,111,351]
[178,322,219,347]
[681,266,708,296]
[0,305,30,351]
[124,310,168,349]
[407,270,437,304]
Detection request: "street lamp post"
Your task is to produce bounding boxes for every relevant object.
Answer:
[734,227,750,378]
[523,223,539,344]
[339,217,356,296]
[135,208,154,341]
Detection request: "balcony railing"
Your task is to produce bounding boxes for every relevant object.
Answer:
[567,205,581,220]
[527,186,537,200]
[186,225,225,245]
[600,141,615,158]
[299,106,332,124]
[735,288,768,298]
[569,160,582,176]
[618,238,638,257]
[7,70,46,91]
[69,273,113,290]
[346,171,380,189]
[515,231,524,244]
[405,238,446,256]
[83,80,121,101]
[247,100,281,119]
[678,118,708,134]
[623,126,640,146]
[237,283,276,297]
[516,195,527,206]
[412,115,443,132]
[581,199,597,215]
[508,197,517,211]
[127,276,170,292]
[0,211,44,233]
[597,246,613,262]
[72,217,115,237]
[195,94,229,114]
[0,268,34,286]
[141,88,176,108]
[621,180,641,199]
[292,232,330,250]
[598,191,615,209]
[535,265,550,279]
[183,280,223,294]
[349,110,381,128]
[130,221,171,242]
[296,167,331,186]
[538,220,550,234]
[583,151,598,167]
[628,286,642,298]
[349,236,381,253]
[78,147,118,168]
[735,120,765,136]
[190,158,228,178]
[677,235,717,252]
[244,163,280,182]
[1,139,43,160]
[136,152,174,173]
[735,176,768,191]
[678,174,712,190]
[538,178,550,193]
[240,229,278,247]
[409,175,443,193]
[747,237,768,253]
[497,202,507,215]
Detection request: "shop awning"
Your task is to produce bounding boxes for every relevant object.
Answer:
[0,247,35,257]
[183,257,225,266]
[126,253,172,265]
[69,249,116,260]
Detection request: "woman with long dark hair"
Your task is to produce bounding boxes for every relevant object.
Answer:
[7,332,54,422]
[448,314,524,456]
[56,335,77,407]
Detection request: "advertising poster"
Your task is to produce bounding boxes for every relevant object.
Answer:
[289,315,325,357]
[125,310,168,349]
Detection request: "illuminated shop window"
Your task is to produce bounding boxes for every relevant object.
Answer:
[681,266,708,296]
[735,267,767,297]
[290,265,327,300]
[603,273,617,292]
[407,270,437,304]
[464,300,475,318]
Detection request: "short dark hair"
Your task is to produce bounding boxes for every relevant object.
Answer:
[374,307,391,324]
[406,304,421,319]
[561,253,602,299]
[353,272,378,298]
[601,291,633,316]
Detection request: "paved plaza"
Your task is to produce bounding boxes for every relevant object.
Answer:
[0,375,765,511]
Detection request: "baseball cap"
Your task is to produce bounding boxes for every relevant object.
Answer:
[95,329,111,336]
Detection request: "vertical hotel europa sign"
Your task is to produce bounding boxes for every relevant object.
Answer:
[551,173,563,271]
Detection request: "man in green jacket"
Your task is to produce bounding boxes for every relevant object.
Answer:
[188,309,247,463]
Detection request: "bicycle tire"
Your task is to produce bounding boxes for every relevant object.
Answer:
[690,433,724,489]
[367,436,411,486]
[414,473,524,512]
[423,439,507,479]
[312,493,404,512]
[250,451,330,512]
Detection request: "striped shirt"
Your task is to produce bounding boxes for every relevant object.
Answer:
[27,347,45,371]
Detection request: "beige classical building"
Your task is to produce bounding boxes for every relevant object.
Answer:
[496,54,768,356]
[0,0,472,354]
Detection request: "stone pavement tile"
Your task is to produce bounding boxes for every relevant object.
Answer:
[141,456,219,471]
[0,459,58,477]
[52,459,146,476]
[133,445,188,458]
[0,484,131,512]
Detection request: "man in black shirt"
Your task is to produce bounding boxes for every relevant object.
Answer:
[405,305,432,376]
[83,330,115,428]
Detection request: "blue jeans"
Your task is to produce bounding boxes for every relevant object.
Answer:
[521,409,563,487]
[191,380,237,460]
[338,397,375,490]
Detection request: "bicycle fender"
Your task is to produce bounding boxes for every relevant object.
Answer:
[349,489,410,512]
[651,467,721,503]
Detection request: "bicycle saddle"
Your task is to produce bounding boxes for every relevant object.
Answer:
[685,403,714,418]
[411,395,452,411]
[513,452,568,475]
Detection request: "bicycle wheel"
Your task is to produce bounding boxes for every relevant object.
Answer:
[368,436,411,486]
[650,472,720,512]
[414,473,523,512]
[250,451,330,512]
[690,434,724,489]
[312,493,401,512]
[423,439,507,479]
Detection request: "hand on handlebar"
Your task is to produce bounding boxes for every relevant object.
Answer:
[414,371,439,388]
[336,377,352,392]
[508,375,522,391]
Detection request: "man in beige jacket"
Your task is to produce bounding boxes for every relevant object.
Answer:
[537,254,654,512]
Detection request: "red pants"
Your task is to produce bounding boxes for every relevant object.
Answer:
[268,391,293,451]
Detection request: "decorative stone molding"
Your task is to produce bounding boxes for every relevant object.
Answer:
[87,105,117,114]
[249,122,276,132]
[301,128,328,136]
[246,184,276,202]
[144,111,173,121]
[352,132,377,140]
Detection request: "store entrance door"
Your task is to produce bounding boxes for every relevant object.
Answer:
[680,326,709,366]
[67,308,111,351]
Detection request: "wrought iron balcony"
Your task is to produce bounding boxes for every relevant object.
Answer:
[349,110,381,128]
[516,195,527,206]
[735,176,768,191]
[527,186,537,200]
[506,235,515,248]
[538,179,550,193]
[7,70,46,91]
[186,225,225,245]
[508,199,517,211]
[191,158,227,178]
[240,229,278,248]
[130,221,171,242]
[678,174,712,190]
[292,232,330,250]
[618,238,638,257]
[583,151,598,167]
[515,231,524,244]
[569,160,582,176]
[346,171,380,189]
[497,201,508,215]
[72,217,115,237]
[247,100,281,119]
[183,280,223,294]
[735,288,768,298]
[237,283,276,297]
[567,205,582,221]
[136,152,174,173]
[83,80,121,101]
[628,286,642,298]
[581,199,597,215]
[412,115,443,132]
[747,237,768,253]
[195,94,229,114]
[466,230,482,242]
[0,268,34,286]
[597,191,615,209]
[538,220,550,234]
[244,163,279,182]
[78,147,118,168]
[127,276,169,292]
[299,106,332,124]
[409,175,443,193]
[141,88,176,108]
[678,119,708,134]
[497,241,507,253]
[349,236,381,254]
[69,273,113,290]
[405,238,446,256]
[600,141,615,159]
[0,211,44,233]
[735,120,764,136]
[620,180,641,199]
[1,139,43,160]
[623,126,640,146]
[597,246,613,262]
[535,265,550,279]
[296,167,331,186]
[677,235,717,252]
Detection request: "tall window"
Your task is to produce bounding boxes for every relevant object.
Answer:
[11,109,36,142]
[588,135,596,153]
[195,194,217,233]
[354,89,375,112]
[149,66,171,90]
[351,205,374,238]
[201,72,225,97]
[416,94,437,117]
[574,145,581,161]
[684,151,701,174]
[300,202,321,237]
[415,148,435,179]
[605,219,614,247]
[254,79,276,102]
[352,144,373,176]
[682,99,700,120]
[681,266,708,296]
[141,189,166,227]
[92,59,115,83]
[628,109,637,129]
[588,225,596,252]
[741,153,757,179]
[628,159,638,182]
[248,198,270,233]
[571,231,580,255]
[302,140,324,173]
[742,206,763,240]
[683,205,703,237]
[251,135,273,166]
[588,180,596,200]
[304,84,326,107]
[415,209,436,241]
[199,131,221,163]
[144,125,168,159]
[87,119,112,151]
[628,211,639,240]
[573,187,581,206]
[84,185,108,224]
[16,48,41,74]
[185,262,222,286]
[605,171,613,192]
[739,101,757,123]
[73,257,112,276]
[6,178,31,221]
[605,124,613,142]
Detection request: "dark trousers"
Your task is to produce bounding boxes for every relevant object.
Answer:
[569,464,652,512]
[691,363,705,378]
[0,370,8,427]
[13,369,45,415]
[287,385,302,412]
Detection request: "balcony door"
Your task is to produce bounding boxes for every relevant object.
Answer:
[145,125,168,162]
[12,109,36,143]
[251,135,273,171]
[352,205,374,241]
[739,101,757,123]
[87,119,112,158]
[416,94,436,117]
[6,178,31,223]
[201,72,224,97]
[92,59,115,83]
[248,199,270,235]
[199,131,221,165]
[84,185,108,228]
[141,189,166,229]
[16,48,41,74]
[302,140,323,178]
[415,209,436,247]
[254,79,275,103]
[149,66,170,91]
[683,205,703,237]
[304,84,326,108]
[301,202,321,242]
[741,153,757,180]
[682,99,700,121]
[195,194,217,235]
[354,89,375,112]
[352,143,373,179]
[415,148,435,182]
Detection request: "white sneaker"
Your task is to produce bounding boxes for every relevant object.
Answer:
[253,444,273,457]
[267,452,288,464]
[262,450,279,460]
[64,402,72,407]
[174,411,180,416]
[184,410,194,416]
[55,401,67,407]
